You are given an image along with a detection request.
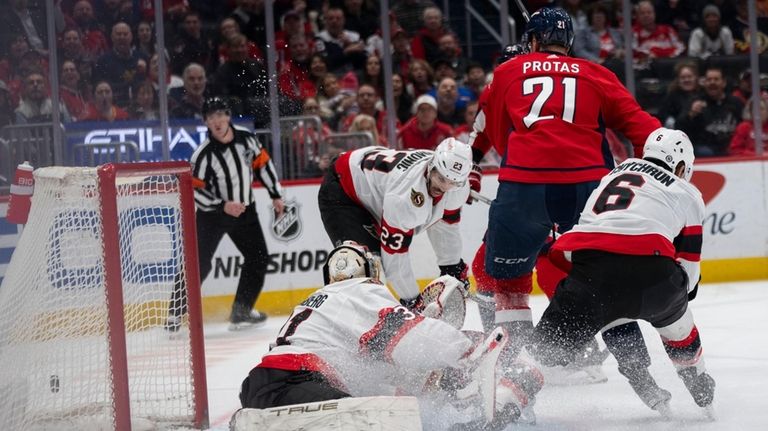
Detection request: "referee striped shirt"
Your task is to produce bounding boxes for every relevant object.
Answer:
[191,125,282,212]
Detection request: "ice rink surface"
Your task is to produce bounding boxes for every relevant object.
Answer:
[201,280,768,430]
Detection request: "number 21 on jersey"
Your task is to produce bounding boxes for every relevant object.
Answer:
[523,76,576,128]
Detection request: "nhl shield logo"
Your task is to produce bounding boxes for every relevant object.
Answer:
[271,199,302,242]
[410,188,425,207]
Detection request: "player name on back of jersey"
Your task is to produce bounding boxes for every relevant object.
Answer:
[611,160,676,187]
[396,150,432,171]
[299,293,328,309]
[522,58,581,74]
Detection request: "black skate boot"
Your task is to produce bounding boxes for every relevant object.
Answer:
[678,367,716,408]
[619,366,672,414]
[229,303,267,331]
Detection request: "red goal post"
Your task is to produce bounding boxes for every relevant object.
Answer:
[0,162,208,430]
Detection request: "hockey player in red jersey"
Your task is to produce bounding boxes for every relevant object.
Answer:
[239,241,543,427]
[530,128,716,415]
[318,138,473,307]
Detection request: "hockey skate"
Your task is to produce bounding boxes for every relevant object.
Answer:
[620,366,672,416]
[541,339,609,386]
[678,367,716,419]
[229,304,267,331]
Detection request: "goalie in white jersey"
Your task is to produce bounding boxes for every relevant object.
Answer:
[317,138,472,306]
[529,128,716,414]
[239,242,543,427]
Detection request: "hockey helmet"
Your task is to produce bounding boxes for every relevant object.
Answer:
[322,241,380,284]
[202,96,231,118]
[429,138,473,187]
[524,7,574,52]
[643,128,695,181]
[498,43,527,65]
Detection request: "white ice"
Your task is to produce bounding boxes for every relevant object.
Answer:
[202,280,768,430]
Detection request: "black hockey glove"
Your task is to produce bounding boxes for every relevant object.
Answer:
[439,259,470,291]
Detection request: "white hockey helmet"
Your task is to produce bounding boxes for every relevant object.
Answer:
[643,128,695,181]
[429,137,473,186]
[322,241,380,284]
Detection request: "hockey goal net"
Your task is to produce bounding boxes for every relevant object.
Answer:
[0,162,208,430]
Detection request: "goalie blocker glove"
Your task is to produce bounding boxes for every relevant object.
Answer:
[439,259,470,291]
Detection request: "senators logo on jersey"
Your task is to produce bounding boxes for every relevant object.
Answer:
[410,189,425,207]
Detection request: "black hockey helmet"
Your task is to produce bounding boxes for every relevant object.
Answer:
[525,7,574,52]
[202,96,231,118]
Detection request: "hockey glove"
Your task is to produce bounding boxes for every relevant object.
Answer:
[466,164,483,204]
[399,296,424,312]
[439,259,470,291]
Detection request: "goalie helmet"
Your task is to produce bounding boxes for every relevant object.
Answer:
[429,138,473,186]
[525,7,574,52]
[322,241,380,284]
[643,128,695,181]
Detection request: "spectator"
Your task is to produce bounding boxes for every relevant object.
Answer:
[632,0,685,71]
[294,97,333,179]
[0,35,31,102]
[411,6,448,65]
[654,0,700,43]
[170,63,209,119]
[212,33,269,121]
[391,0,437,36]
[93,22,147,107]
[314,6,367,74]
[464,62,487,100]
[676,66,743,157]
[60,29,95,66]
[390,27,414,78]
[341,0,379,41]
[128,81,159,120]
[171,11,213,75]
[277,35,316,114]
[729,96,768,157]
[732,70,768,105]
[391,72,414,124]
[134,20,156,59]
[453,100,478,143]
[349,113,387,146]
[15,71,71,124]
[316,72,356,130]
[363,11,399,58]
[431,77,465,128]
[0,80,13,126]
[217,20,264,65]
[275,9,313,61]
[434,33,468,81]
[339,83,386,133]
[356,53,384,97]
[76,58,95,102]
[657,60,703,129]
[148,52,183,93]
[397,94,452,150]
[687,5,734,59]
[731,0,768,54]
[575,5,621,65]
[59,60,90,121]
[308,53,329,88]
[96,0,134,33]
[230,0,267,48]
[2,0,47,52]
[69,0,109,58]
[407,58,435,98]
[81,80,129,122]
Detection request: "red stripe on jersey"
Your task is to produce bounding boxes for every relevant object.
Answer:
[442,208,461,224]
[676,251,701,262]
[662,326,700,349]
[335,151,363,206]
[554,232,676,258]
[257,353,346,391]
[380,218,414,254]
[680,225,703,236]
[359,306,425,363]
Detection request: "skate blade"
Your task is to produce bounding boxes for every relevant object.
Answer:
[703,404,716,421]
[543,365,608,386]
[655,401,672,419]
[228,321,267,331]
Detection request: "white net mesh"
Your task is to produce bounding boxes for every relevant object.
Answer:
[0,166,201,430]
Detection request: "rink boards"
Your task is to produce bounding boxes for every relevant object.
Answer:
[1,156,767,317]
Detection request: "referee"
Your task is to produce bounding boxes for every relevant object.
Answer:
[167,97,285,331]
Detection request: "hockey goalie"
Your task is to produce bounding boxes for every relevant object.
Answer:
[230,242,543,431]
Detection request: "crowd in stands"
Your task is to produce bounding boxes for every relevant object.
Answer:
[0,0,767,176]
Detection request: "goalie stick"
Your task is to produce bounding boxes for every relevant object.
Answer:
[512,0,531,23]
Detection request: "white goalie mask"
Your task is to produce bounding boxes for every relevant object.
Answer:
[429,138,473,187]
[420,275,467,329]
[322,241,380,284]
[643,128,695,181]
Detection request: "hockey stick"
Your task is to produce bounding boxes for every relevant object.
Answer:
[513,0,531,23]
[470,190,493,206]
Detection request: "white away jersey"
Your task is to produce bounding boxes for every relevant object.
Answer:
[335,147,469,299]
[553,158,704,291]
[259,278,473,395]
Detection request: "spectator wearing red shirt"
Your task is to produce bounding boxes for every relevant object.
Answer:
[275,10,314,63]
[729,96,768,156]
[69,0,109,58]
[397,94,452,150]
[59,60,90,121]
[81,81,129,122]
[278,35,317,113]
[632,0,685,69]
[390,27,414,78]
[411,6,447,65]
[217,18,264,65]
[338,83,389,135]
